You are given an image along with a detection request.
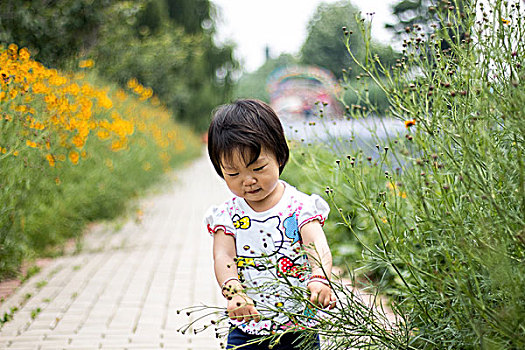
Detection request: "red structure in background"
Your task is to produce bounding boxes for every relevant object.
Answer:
[267,65,342,122]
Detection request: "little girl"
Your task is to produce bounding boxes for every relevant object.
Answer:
[205,99,335,349]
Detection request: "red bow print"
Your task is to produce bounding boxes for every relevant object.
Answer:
[277,256,306,281]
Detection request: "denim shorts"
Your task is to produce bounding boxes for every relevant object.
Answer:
[226,327,321,350]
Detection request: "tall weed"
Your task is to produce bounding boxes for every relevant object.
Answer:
[183,1,524,348]
[290,0,524,347]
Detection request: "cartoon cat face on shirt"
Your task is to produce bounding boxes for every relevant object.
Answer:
[234,215,284,270]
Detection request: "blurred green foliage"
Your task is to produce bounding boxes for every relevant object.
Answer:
[92,0,237,132]
[234,0,396,115]
[0,0,237,132]
[0,0,112,68]
[301,0,399,80]
[233,54,299,102]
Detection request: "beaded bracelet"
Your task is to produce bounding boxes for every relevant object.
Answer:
[310,274,328,280]
[307,274,330,286]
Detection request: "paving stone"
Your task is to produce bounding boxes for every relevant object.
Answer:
[0,157,228,350]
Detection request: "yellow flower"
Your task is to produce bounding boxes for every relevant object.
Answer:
[133,85,144,95]
[78,59,94,68]
[19,48,30,61]
[69,151,79,164]
[501,17,510,25]
[127,78,138,89]
[405,119,416,128]
[140,87,153,101]
[97,94,113,109]
[46,154,55,167]
[8,43,18,52]
[14,105,27,113]
[111,139,126,151]
[7,43,18,59]
[97,129,110,140]
[72,135,85,148]
[26,140,38,148]
[67,83,80,96]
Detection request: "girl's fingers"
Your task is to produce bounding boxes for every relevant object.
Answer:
[316,290,336,309]
[229,305,260,323]
[230,310,243,321]
[310,290,319,305]
[329,293,337,309]
[313,289,326,306]
[250,307,261,323]
[244,306,255,323]
[320,294,330,308]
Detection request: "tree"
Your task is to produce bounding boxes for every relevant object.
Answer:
[386,0,472,50]
[166,0,212,34]
[300,0,398,80]
[0,0,112,68]
[92,0,238,131]
[135,0,214,37]
[233,54,299,102]
[386,0,435,35]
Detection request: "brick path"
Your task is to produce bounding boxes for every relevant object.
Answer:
[0,156,229,350]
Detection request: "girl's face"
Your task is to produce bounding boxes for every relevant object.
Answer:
[220,148,284,212]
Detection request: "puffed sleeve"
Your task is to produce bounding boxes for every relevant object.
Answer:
[297,194,330,229]
[204,203,236,237]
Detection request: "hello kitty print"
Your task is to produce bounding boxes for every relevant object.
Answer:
[205,181,329,335]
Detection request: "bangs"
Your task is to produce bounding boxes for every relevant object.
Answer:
[220,144,261,170]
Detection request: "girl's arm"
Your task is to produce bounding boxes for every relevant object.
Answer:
[300,220,336,309]
[213,229,260,322]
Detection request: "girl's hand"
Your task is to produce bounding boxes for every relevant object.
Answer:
[227,293,261,323]
[308,281,336,309]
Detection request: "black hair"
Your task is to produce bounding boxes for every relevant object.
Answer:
[207,99,289,178]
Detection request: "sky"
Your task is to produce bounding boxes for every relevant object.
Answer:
[211,0,398,72]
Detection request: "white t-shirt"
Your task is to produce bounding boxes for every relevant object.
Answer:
[205,181,329,335]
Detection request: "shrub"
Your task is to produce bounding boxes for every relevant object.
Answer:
[287,0,525,347]
[290,0,525,347]
[0,44,200,279]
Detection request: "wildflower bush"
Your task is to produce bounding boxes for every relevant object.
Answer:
[284,0,525,348]
[184,1,524,349]
[282,143,393,273]
[0,44,200,279]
